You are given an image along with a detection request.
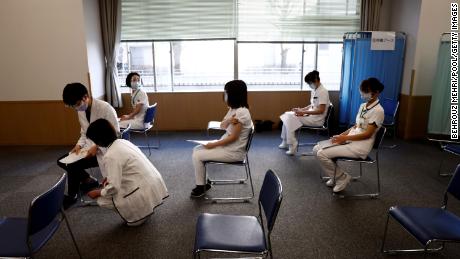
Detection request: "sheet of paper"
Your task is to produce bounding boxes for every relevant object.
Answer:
[280,111,303,130]
[186,140,215,145]
[59,148,89,164]
[317,139,351,149]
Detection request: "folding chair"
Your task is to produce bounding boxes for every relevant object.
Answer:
[428,137,460,177]
[297,103,334,149]
[331,126,386,198]
[124,103,160,156]
[0,173,82,258]
[380,98,399,148]
[204,127,255,202]
[194,169,283,259]
[381,164,460,255]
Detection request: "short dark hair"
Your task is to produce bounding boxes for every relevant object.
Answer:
[86,119,118,147]
[360,77,384,94]
[62,83,89,106]
[304,70,320,84]
[125,72,141,88]
[224,80,249,109]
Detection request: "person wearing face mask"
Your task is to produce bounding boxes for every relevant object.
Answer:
[190,80,253,198]
[85,119,168,226]
[57,83,120,209]
[312,77,384,193]
[119,72,149,130]
[279,70,330,155]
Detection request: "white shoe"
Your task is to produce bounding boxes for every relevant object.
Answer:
[285,142,298,155]
[333,173,351,193]
[278,141,288,149]
[325,178,335,187]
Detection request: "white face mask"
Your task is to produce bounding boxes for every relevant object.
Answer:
[131,81,140,89]
[308,83,316,90]
[74,98,88,111]
[224,92,228,103]
[360,91,372,102]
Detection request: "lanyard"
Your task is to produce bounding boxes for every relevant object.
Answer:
[131,89,141,106]
[360,100,380,118]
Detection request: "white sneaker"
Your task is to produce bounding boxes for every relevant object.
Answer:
[285,142,298,156]
[278,141,288,149]
[333,173,351,193]
[325,178,335,187]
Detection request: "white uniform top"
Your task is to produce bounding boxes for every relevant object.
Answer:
[131,88,149,126]
[347,99,385,157]
[308,84,330,125]
[100,139,168,223]
[220,107,253,154]
[76,98,120,175]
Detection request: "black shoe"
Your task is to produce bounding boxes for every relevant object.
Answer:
[80,177,99,193]
[63,195,78,210]
[190,184,212,198]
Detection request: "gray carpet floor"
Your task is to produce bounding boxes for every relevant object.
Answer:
[1,131,460,259]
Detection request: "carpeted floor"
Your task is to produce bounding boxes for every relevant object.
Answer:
[1,130,460,259]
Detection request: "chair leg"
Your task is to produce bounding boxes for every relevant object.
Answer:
[62,210,82,259]
[145,131,151,156]
[380,213,390,253]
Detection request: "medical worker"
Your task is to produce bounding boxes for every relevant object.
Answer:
[313,77,384,193]
[86,119,168,226]
[279,70,330,155]
[191,80,253,198]
[119,72,150,129]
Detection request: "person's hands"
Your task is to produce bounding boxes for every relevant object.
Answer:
[291,107,300,112]
[70,145,81,155]
[86,145,98,158]
[120,115,130,121]
[331,135,348,144]
[230,114,239,125]
[203,142,218,149]
[295,110,306,116]
[101,177,108,187]
[87,189,101,199]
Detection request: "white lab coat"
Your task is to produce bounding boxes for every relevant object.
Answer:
[97,139,168,223]
[76,98,120,177]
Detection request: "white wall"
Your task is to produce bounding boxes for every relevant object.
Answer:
[388,0,421,95]
[83,0,106,99]
[412,0,452,96]
[0,0,89,101]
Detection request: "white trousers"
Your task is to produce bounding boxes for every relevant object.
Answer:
[96,196,148,226]
[192,145,244,185]
[119,119,145,130]
[312,144,362,178]
[280,112,323,144]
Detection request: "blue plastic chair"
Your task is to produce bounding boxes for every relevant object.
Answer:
[427,138,460,176]
[381,164,460,255]
[0,173,82,258]
[194,169,283,258]
[124,103,160,156]
[380,98,399,148]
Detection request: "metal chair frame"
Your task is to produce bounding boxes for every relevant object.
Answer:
[124,103,160,156]
[428,138,460,177]
[297,103,334,148]
[381,98,399,149]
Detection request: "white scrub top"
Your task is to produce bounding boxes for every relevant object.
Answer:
[131,88,149,126]
[347,99,385,157]
[308,84,330,125]
[220,107,253,154]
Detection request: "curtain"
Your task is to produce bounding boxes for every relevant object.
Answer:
[428,40,452,135]
[339,32,406,126]
[360,0,382,31]
[100,0,122,107]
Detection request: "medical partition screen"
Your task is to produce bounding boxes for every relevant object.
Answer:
[338,32,406,127]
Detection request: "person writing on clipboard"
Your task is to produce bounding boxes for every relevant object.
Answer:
[313,78,384,193]
[57,83,120,209]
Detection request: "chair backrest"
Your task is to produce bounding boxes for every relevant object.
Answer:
[27,173,67,236]
[446,164,460,201]
[121,123,131,140]
[244,126,255,153]
[259,170,283,232]
[143,103,158,124]
[380,98,399,125]
[373,126,386,149]
[323,103,334,129]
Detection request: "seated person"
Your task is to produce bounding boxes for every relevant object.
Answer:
[313,77,385,193]
[279,70,330,155]
[119,72,149,129]
[191,80,253,198]
[86,119,168,226]
[57,83,119,209]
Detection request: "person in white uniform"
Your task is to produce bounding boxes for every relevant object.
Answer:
[57,83,120,209]
[191,80,253,198]
[86,119,168,226]
[279,70,330,155]
[119,72,149,129]
[313,77,385,193]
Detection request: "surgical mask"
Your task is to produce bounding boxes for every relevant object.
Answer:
[131,81,140,89]
[224,92,228,103]
[75,102,88,111]
[308,83,316,90]
[360,91,372,102]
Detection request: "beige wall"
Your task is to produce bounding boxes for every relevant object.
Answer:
[0,0,90,101]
